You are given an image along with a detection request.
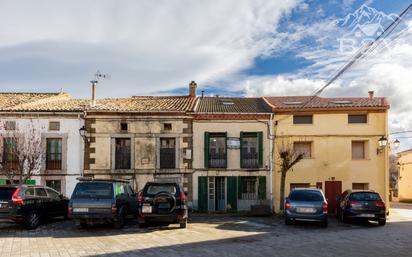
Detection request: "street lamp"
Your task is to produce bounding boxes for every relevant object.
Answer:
[79,125,90,143]
[377,136,400,154]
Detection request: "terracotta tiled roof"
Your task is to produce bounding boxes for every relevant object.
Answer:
[263,96,389,110]
[3,95,198,112]
[0,92,72,111]
[195,97,272,113]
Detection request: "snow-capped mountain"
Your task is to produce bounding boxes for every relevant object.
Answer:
[336,4,398,37]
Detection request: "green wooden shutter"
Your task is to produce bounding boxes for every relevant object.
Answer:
[0,180,7,185]
[198,176,208,211]
[227,176,237,211]
[240,132,244,168]
[258,132,263,168]
[237,176,243,200]
[204,132,209,168]
[258,176,266,200]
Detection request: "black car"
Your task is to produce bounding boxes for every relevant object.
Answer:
[69,178,138,228]
[336,190,386,226]
[0,185,68,229]
[138,182,188,228]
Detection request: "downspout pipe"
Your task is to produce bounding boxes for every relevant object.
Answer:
[269,113,274,213]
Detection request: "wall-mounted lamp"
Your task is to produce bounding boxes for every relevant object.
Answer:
[79,125,90,143]
[377,136,400,154]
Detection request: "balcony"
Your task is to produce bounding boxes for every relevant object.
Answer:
[208,153,226,168]
[241,152,259,168]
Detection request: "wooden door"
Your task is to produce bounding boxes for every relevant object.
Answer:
[198,177,208,212]
[227,177,237,211]
[324,181,342,214]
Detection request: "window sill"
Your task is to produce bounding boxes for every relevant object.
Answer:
[351,158,371,161]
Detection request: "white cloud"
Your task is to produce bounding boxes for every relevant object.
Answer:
[0,0,299,97]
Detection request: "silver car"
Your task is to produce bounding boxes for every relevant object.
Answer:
[284,188,328,227]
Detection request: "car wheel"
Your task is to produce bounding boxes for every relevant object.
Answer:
[285,217,292,225]
[114,214,125,229]
[340,211,348,223]
[79,221,88,229]
[180,218,187,229]
[321,219,328,228]
[25,211,40,230]
[378,219,386,226]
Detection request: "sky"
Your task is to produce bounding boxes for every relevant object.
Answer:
[1,0,412,150]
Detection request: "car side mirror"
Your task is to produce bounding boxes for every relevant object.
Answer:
[59,194,64,198]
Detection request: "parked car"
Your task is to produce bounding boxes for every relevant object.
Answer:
[284,188,328,227]
[138,182,188,228]
[68,178,138,228]
[0,184,68,229]
[336,190,386,226]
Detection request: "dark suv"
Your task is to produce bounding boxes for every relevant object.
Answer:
[0,185,68,229]
[337,190,386,226]
[69,178,138,228]
[138,182,188,228]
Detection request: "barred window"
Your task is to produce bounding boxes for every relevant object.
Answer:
[46,138,62,170]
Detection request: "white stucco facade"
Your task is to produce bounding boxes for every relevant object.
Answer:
[0,114,84,197]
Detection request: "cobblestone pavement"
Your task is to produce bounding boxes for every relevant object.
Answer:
[1,203,412,257]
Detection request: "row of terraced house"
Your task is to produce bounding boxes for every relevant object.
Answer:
[0,82,390,213]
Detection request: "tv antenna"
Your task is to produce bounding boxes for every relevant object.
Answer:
[90,70,110,107]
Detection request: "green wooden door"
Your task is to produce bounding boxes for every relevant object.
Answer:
[227,176,237,211]
[198,176,208,212]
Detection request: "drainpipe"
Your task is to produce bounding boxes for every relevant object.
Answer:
[269,113,274,213]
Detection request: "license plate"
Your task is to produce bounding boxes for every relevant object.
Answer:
[359,213,374,218]
[296,207,316,213]
[73,208,88,213]
[142,205,152,213]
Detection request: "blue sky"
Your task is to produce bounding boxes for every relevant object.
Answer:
[1,0,412,149]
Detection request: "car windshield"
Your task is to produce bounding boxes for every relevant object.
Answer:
[349,192,381,201]
[289,190,324,201]
[0,187,17,200]
[72,183,113,199]
[145,184,177,195]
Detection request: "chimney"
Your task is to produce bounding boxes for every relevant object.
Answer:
[189,81,197,97]
[368,90,374,99]
[91,80,98,107]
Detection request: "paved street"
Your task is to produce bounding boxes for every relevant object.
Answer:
[1,203,412,257]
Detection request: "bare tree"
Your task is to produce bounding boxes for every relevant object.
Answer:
[0,120,43,184]
[277,139,304,213]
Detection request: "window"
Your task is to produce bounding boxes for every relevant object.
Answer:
[46,138,62,170]
[145,184,177,195]
[290,183,310,191]
[4,121,16,131]
[294,142,312,158]
[49,121,60,131]
[352,183,369,190]
[352,141,365,159]
[208,133,226,168]
[240,177,257,200]
[120,122,128,131]
[289,190,324,201]
[349,192,381,201]
[25,188,34,197]
[115,138,131,169]
[241,133,259,168]
[2,138,18,170]
[46,180,62,193]
[348,114,367,124]
[163,123,172,131]
[46,188,61,199]
[160,138,176,169]
[35,188,47,197]
[293,115,313,124]
[72,182,113,199]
